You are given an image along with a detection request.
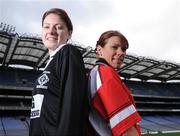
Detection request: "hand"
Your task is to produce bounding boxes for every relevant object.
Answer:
[121,126,139,136]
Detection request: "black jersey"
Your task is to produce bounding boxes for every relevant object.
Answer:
[29,44,87,136]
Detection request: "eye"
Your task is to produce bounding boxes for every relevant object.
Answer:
[121,46,127,52]
[112,45,118,50]
[56,25,63,30]
[43,25,49,29]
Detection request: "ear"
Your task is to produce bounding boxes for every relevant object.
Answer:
[96,45,102,57]
[68,30,72,36]
[67,30,72,41]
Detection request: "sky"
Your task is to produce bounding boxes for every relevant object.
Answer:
[0,0,179,63]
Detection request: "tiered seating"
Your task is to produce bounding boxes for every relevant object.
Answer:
[0,68,16,86]
[0,117,29,136]
[0,67,37,116]
[124,80,180,134]
[124,80,180,97]
[140,116,180,134]
[1,68,180,135]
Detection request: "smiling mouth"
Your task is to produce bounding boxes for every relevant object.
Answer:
[119,58,124,62]
[113,58,124,62]
[47,37,57,40]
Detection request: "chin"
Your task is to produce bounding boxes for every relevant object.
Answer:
[112,65,119,69]
[46,44,58,49]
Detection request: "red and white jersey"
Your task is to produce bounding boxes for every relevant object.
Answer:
[88,59,141,136]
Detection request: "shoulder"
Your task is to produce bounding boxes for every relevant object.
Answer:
[98,65,120,81]
[61,44,82,56]
[54,44,82,61]
[99,65,115,74]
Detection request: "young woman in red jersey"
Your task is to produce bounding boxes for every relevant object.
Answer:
[88,30,141,136]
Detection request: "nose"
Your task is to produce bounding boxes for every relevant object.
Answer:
[48,26,56,35]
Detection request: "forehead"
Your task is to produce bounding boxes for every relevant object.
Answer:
[43,13,63,24]
[105,36,127,48]
[106,36,121,44]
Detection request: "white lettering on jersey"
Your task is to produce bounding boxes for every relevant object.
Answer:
[36,73,49,89]
[30,94,44,119]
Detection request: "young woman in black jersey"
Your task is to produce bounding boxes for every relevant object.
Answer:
[29,8,87,136]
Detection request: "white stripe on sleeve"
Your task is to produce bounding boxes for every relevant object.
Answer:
[110,104,137,128]
[96,71,102,90]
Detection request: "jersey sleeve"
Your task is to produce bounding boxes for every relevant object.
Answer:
[92,65,141,135]
[55,45,87,135]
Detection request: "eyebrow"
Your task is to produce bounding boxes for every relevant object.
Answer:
[43,23,63,26]
[113,43,121,46]
[113,43,127,49]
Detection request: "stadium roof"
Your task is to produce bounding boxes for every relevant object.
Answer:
[0,31,180,82]
[0,31,48,69]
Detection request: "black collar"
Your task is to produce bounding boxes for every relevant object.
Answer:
[96,58,111,67]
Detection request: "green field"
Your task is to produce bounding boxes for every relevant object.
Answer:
[143,132,180,136]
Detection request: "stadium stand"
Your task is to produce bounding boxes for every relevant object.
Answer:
[0,117,29,136]
[0,28,180,135]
